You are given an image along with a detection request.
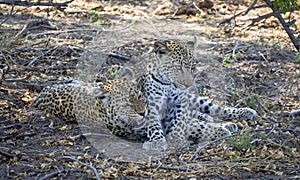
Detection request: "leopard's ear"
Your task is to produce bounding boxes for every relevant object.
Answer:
[154,41,169,55]
[121,66,135,80]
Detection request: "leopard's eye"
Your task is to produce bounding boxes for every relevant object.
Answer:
[156,48,167,55]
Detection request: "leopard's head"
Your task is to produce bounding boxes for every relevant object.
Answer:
[99,78,148,128]
[153,38,197,88]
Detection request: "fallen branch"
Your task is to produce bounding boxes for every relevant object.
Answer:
[26,29,101,39]
[39,169,67,180]
[0,123,22,130]
[58,156,100,180]
[0,132,37,140]
[0,0,74,12]
[150,163,192,172]
[2,81,50,92]
[7,65,77,72]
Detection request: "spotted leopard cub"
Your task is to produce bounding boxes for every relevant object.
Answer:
[137,38,257,151]
[31,77,148,138]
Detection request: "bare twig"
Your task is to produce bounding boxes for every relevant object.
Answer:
[26,45,60,66]
[242,12,274,30]
[6,66,77,73]
[232,41,239,60]
[1,80,69,92]
[0,123,22,130]
[258,51,268,61]
[0,0,74,12]
[7,65,77,73]
[69,133,111,141]
[250,124,277,144]
[192,1,202,13]
[106,52,131,61]
[15,132,37,139]
[15,20,56,38]
[26,29,101,39]
[264,0,299,51]
[189,134,237,161]
[218,0,267,27]
[243,0,267,16]
[0,0,14,26]
[0,149,14,158]
[243,0,258,15]
[58,156,100,180]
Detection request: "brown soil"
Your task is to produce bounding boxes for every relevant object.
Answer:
[1,0,299,179]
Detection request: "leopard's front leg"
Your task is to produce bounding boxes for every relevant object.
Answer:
[142,95,168,151]
[164,91,190,148]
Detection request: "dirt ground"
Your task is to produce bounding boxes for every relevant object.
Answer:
[1,0,300,179]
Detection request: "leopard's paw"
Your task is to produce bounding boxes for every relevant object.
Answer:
[223,122,239,133]
[166,133,189,148]
[237,108,257,121]
[143,137,168,151]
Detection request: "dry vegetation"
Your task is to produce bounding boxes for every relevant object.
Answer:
[0,0,299,179]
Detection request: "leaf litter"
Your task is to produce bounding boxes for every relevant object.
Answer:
[0,0,299,179]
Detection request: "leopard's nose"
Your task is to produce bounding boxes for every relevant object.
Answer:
[185,75,194,87]
[182,67,195,87]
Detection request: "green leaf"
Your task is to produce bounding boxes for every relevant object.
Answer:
[296,53,300,64]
